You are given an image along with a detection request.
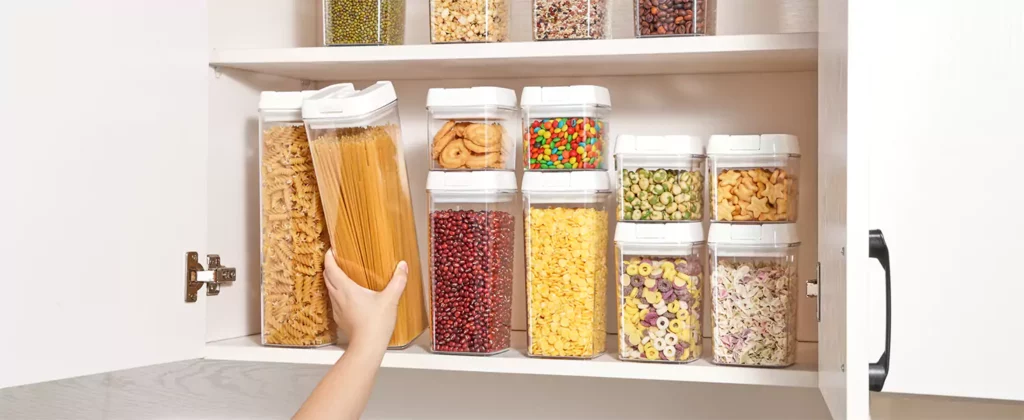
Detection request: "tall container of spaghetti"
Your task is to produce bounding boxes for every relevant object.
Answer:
[302,82,428,349]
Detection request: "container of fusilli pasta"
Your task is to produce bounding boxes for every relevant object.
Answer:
[259,87,352,347]
[302,82,429,349]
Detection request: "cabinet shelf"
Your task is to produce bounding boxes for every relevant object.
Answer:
[204,332,818,388]
[209,33,817,81]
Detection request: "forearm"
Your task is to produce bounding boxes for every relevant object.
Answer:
[294,339,388,420]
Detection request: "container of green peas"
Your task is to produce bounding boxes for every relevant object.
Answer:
[323,0,405,46]
[614,135,705,222]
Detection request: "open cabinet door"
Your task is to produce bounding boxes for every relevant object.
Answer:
[0,1,208,388]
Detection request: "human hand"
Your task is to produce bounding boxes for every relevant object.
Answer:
[323,249,408,349]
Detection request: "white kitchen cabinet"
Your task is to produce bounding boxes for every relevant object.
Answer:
[1,1,1020,419]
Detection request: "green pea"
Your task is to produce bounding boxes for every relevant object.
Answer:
[623,209,633,220]
[648,196,660,206]
[651,211,664,220]
[671,184,682,195]
[632,209,642,220]
[622,172,632,187]
[625,191,636,201]
[683,211,691,219]
[628,171,639,182]
[659,191,672,205]
[641,210,652,220]
[630,198,641,207]
[653,184,665,195]
[638,177,650,190]
[637,169,650,178]
[638,191,649,201]
[652,169,668,183]
[624,204,633,214]
[630,184,641,195]
[666,202,678,213]
[640,201,652,210]
[671,211,684,220]
[653,203,666,212]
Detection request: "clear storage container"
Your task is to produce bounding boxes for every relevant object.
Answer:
[635,0,712,37]
[615,135,705,222]
[522,172,611,358]
[427,172,517,355]
[521,85,611,171]
[323,0,405,46]
[707,134,799,223]
[259,88,350,348]
[430,0,510,43]
[615,223,704,363]
[427,87,518,171]
[303,82,427,349]
[708,223,799,367]
[533,0,610,40]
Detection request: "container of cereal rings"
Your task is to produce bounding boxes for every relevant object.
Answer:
[522,172,612,359]
[430,0,510,43]
[707,134,799,223]
[427,87,517,171]
[615,134,705,222]
[259,87,350,347]
[533,0,610,40]
[521,85,611,171]
[615,222,704,363]
[426,171,517,355]
[708,223,799,367]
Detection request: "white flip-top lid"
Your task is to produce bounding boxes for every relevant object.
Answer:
[615,135,704,156]
[707,134,800,156]
[521,171,610,193]
[259,90,328,122]
[427,87,517,109]
[427,171,518,203]
[302,81,397,121]
[708,223,800,246]
[520,85,611,108]
[615,222,704,244]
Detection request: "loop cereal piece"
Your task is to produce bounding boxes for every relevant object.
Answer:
[439,138,470,168]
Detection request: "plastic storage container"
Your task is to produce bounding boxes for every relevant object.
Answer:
[522,172,611,358]
[707,134,799,223]
[303,82,427,349]
[430,0,510,43]
[533,0,610,40]
[323,0,405,46]
[615,135,705,222]
[708,223,799,367]
[521,85,611,171]
[427,171,517,355]
[615,223,704,363]
[427,87,518,171]
[635,0,712,37]
[259,88,349,348]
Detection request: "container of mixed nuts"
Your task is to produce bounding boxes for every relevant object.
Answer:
[430,0,509,43]
[635,0,712,37]
[323,0,405,46]
[615,135,705,222]
[707,134,799,223]
[427,87,517,171]
[533,0,610,41]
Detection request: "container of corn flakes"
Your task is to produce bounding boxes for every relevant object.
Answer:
[522,171,611,359]
[615,134,706,222]
[615,222,704,363]
[707,134,799,223]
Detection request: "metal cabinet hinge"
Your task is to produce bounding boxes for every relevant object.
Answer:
[807,261,821,322]
[185,252,236,303]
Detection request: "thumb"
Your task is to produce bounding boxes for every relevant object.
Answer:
[382,261,409,303]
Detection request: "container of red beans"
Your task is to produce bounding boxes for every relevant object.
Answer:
[426,171,517,355]
[521,85,611,171]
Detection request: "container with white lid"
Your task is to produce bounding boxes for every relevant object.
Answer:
[615,222,705,363]
[259,89,346,348]
[520,85,611,171]
[615,134,706,222]
[427,87,517,171]
[707,223,799,367]
[303,81,428,350]
[521,171,611,359]
[707,134,800,223]
[426,171,517,355]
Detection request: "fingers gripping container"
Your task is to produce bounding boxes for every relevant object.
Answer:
[427,172,518,355]
[427,87,518,171]
[707,134,800,223]
[259,89,347,348]
[615,223,705,363]
[521,85,611,171]
[708,223,799,367]
[522,172,612,359]
[615,135,706,222]
[302,82,428,349]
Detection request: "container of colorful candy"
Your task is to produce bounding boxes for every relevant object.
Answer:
[615,222,704,363]
[520,85,611,171]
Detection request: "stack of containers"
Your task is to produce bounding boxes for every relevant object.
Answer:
[613,135,706,363]
[425,87,518,355]
[520,85,612,359]
[706,134,801,367]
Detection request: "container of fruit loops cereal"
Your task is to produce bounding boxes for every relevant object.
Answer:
[615,134,706,222]
[708,223,799,367]
[707,134,799,223]
[521,85,611,171]
[522,172,612,358]
[615,222,705,363]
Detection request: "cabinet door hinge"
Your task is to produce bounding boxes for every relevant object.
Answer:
[807,261,821,322]
[185,252,236,302]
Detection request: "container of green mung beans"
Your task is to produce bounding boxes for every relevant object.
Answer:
[323,0,406,46]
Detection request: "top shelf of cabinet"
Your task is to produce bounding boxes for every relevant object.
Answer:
[210,33,817,81]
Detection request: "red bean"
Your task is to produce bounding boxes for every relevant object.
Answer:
[430,210,515,354]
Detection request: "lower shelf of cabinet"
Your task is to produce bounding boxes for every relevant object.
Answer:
[204,331,818,388]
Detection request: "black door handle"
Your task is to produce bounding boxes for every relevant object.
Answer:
[868,229,891,392]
